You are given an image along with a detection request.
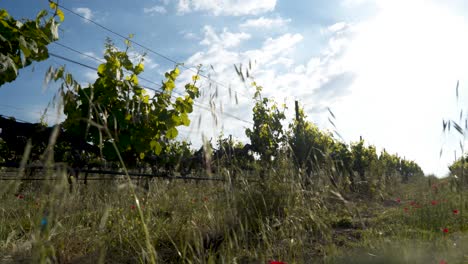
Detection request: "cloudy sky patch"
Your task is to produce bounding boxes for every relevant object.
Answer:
[72,7,93,22]
[143,5,167,15]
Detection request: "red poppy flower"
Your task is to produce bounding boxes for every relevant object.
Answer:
[17,194,24,199]
[440,260,447,264]
[404,207,409,212]
[431,200,438,206]
[443,228,449,233]
[410,201,417,206]
[453,209,459,215]
[269,261,287,264]
[396,198,401,203]
[130,205,136,210]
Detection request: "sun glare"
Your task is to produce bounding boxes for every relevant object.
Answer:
[335,0,468,175]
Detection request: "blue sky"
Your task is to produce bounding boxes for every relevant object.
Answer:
[2,0,468,176]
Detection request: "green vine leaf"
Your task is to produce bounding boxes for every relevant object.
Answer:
[53,39,200,166]
[135,63,144,74]
[166,127,178,139]
[56,9,65,22]
[180,113,190,126]
[0,8,62,86]
[150,140,162,155]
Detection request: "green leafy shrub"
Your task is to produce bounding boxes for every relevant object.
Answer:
[0,4,63,86]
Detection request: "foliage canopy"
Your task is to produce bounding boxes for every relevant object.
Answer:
[0,4,63,86]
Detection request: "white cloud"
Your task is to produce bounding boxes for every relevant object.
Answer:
[341,0,372,6]
[220,31,251,48]
[177,0,190,14]
[240,16,291,29]
[128,51,159,70]
[176,0,468,177]
[82,51,97,58]
[266,57,294,68]
[73,7,93,22]
[179,29,200,40]
[322,22,348,34]
[183,32,197,39]
[200,26,251,48]
[79,51,104,63]
[261,33,303,57]
[83,71,98,83]
[177,25,351,149]
[176,0,277,16]
[143,5,167,15]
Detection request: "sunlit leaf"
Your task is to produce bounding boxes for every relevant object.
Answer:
[180,113,190,126]
[57,9,64,22]
[135,63,144,74]
[97,64,106,75]
[129,74,138,85]
[166,127,178,139]
[173,67,180,76]
[49,2,57,10]
[142,95,149,104]
[149,140,163,155]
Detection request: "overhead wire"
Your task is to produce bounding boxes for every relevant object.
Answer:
[51,42,253,124]
[49,52,96,71]
[52,1,252,100]
[53,42,104,63]
[53,42,166,89]
[48,52,253,125]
